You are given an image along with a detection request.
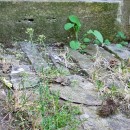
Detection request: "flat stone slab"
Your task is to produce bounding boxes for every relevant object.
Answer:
[47,47,70,74]
[86,44,117,61]
[70,49,94,76]
[80,106,130,130]
[11,65,39,90]
[70,46,125,89]
[20,42,49,73]
[50,75,101,106]
[106,114,130,130]
[80,106,109,130]
[105,44,130,60]
[0,89,6,101]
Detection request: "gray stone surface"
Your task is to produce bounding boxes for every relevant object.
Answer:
[70,49,94,76]
[1,0,121,2]
[0,89,6,101]
[11,65,39,90]
[20,42,49,73]
[50,75,101,105]
[80,106,130,130]
[0,123,12,130]
[80,106,110,130]
[1,41,130,130]
[106,114,130,130]
[47,47,70,74]
[70,46,126,89]
[86,44,117,60]
[105,44,130,60]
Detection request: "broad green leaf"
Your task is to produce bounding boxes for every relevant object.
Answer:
[83,38,91,43]
[93,30,103,43]
[69,15,81,27]
[70,40,80,50]
[94,39,101,45]
[104,39,111,45]
[116,44,123,48]
[87,30,103,43]
[64,23,74,30]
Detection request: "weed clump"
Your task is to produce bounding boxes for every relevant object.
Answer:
[97,98,118,117]
[38,83,81,130]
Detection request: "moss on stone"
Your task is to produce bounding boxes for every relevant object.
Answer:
[0,2,120,43]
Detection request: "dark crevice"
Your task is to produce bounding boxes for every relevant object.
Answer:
[103,46,122,60]
[18,18,34,23]
[59,97,101,107]
[23,18,34,22]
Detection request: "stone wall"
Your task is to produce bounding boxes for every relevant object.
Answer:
[122,0,130,39]
[0,1,124,43]
[0,0,122,2]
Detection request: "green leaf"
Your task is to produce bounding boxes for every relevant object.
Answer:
[116,44,123,48]
[83,38,91,43]
[111,85,117,92]
[93,30,103,43]
[116,34,120,38]
[104,39,111,45]
[69,15,81,27]
[87,29,94,34]
[120,41,128,46]
[96,80,104,90]
[64,23,74,30]
[70,40,80,50]
[87,30,103,43]
[116,31,126,39]
[94,39,101,45]
[80,44,87,49]
[79,49,87,54]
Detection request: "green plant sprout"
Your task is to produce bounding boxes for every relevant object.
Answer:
[114,31,128,48]
[25,28,34,43]
[84,29,110,46]
[64,15,128,52]
[25,28,46,47]
[37,34,46,47]
[64,15,111,50]
[96,80,104,91]
[64,15,81,50]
